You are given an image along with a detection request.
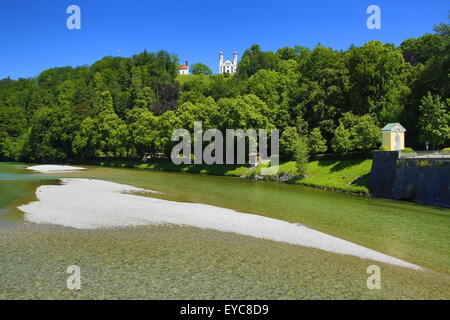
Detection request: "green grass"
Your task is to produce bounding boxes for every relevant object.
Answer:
[299,159,372,194]
[176,74,204,84]
[85,158,373,193]
[251,159,373,194]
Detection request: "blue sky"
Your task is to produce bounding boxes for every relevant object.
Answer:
[0,0,448,79]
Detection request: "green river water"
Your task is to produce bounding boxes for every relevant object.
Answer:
[0,162,449,299]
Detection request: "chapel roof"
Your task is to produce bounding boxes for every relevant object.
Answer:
[382,123,406,132]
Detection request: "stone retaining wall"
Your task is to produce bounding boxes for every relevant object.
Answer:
[369,151,450,208]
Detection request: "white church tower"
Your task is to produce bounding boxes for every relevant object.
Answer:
[219,50,238,75]
[219,51,224,73]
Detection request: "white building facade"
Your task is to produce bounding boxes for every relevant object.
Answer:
[219,51,238,75]
[179,61,189,75]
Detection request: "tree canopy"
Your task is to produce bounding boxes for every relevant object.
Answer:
[0,20,449,162]
[190,63,213,76]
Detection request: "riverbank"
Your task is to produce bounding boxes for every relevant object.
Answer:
[80,158,372,194]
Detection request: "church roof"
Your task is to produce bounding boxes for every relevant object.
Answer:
[382,123,406,132]
[179,65,188,70]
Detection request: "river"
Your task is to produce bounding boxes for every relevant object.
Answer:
[0,162,449,299]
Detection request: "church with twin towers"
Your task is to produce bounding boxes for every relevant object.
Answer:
[219,50,238,75]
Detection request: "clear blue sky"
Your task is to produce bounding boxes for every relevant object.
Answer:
[0,0,448,79]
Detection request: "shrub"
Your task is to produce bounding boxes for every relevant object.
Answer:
[418,160,431,167]
[294,137,309,178]
[402,147,414,152]
[379,146,389,151]
[308,128,327,155]
[280,127,300,158]
[331,123,352,153]
[331,113,381,152]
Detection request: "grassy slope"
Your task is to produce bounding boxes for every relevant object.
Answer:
[88,158,373,194]
[176,74,203,84]
[252,159,373,194]
[87,158,373,193]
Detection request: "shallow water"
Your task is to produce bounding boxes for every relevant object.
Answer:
[0,163,60,222]
[0,162,449,299]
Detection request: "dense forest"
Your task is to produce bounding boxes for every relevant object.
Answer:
[0,21,449,163]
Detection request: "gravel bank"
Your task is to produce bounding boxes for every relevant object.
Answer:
[27,165,86,173]
[18,178,422,270]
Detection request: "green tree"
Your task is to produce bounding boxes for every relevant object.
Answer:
[331,113,380,152]
[308,128,327,154]
[400,33,447,65]
[96,110,124,157]
[246,69,287,108]
[294,137,309,177]
[238,45,281,78]
[280,127,300,157]
[27,106,79,162]
[346,41,412,117]
[190,63,213,75]
[352,115,381,151]
[72,117,100,158]
[418,92,450,149]
[0,105,26,159]
[126,107,158,157]
[331,123,352,153]
[217,94,272,131]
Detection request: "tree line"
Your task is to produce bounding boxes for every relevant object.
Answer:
[0,21,449,163]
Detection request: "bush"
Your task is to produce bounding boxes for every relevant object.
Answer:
[294,137,309,178]
[331,113,381,153]
[331,123,352,153]
[402,147,414,152]
[443,147,450,152]
[379,146,390,151]
[418,160,431,167]
[308,128,327,155]
[280,127,300,157]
